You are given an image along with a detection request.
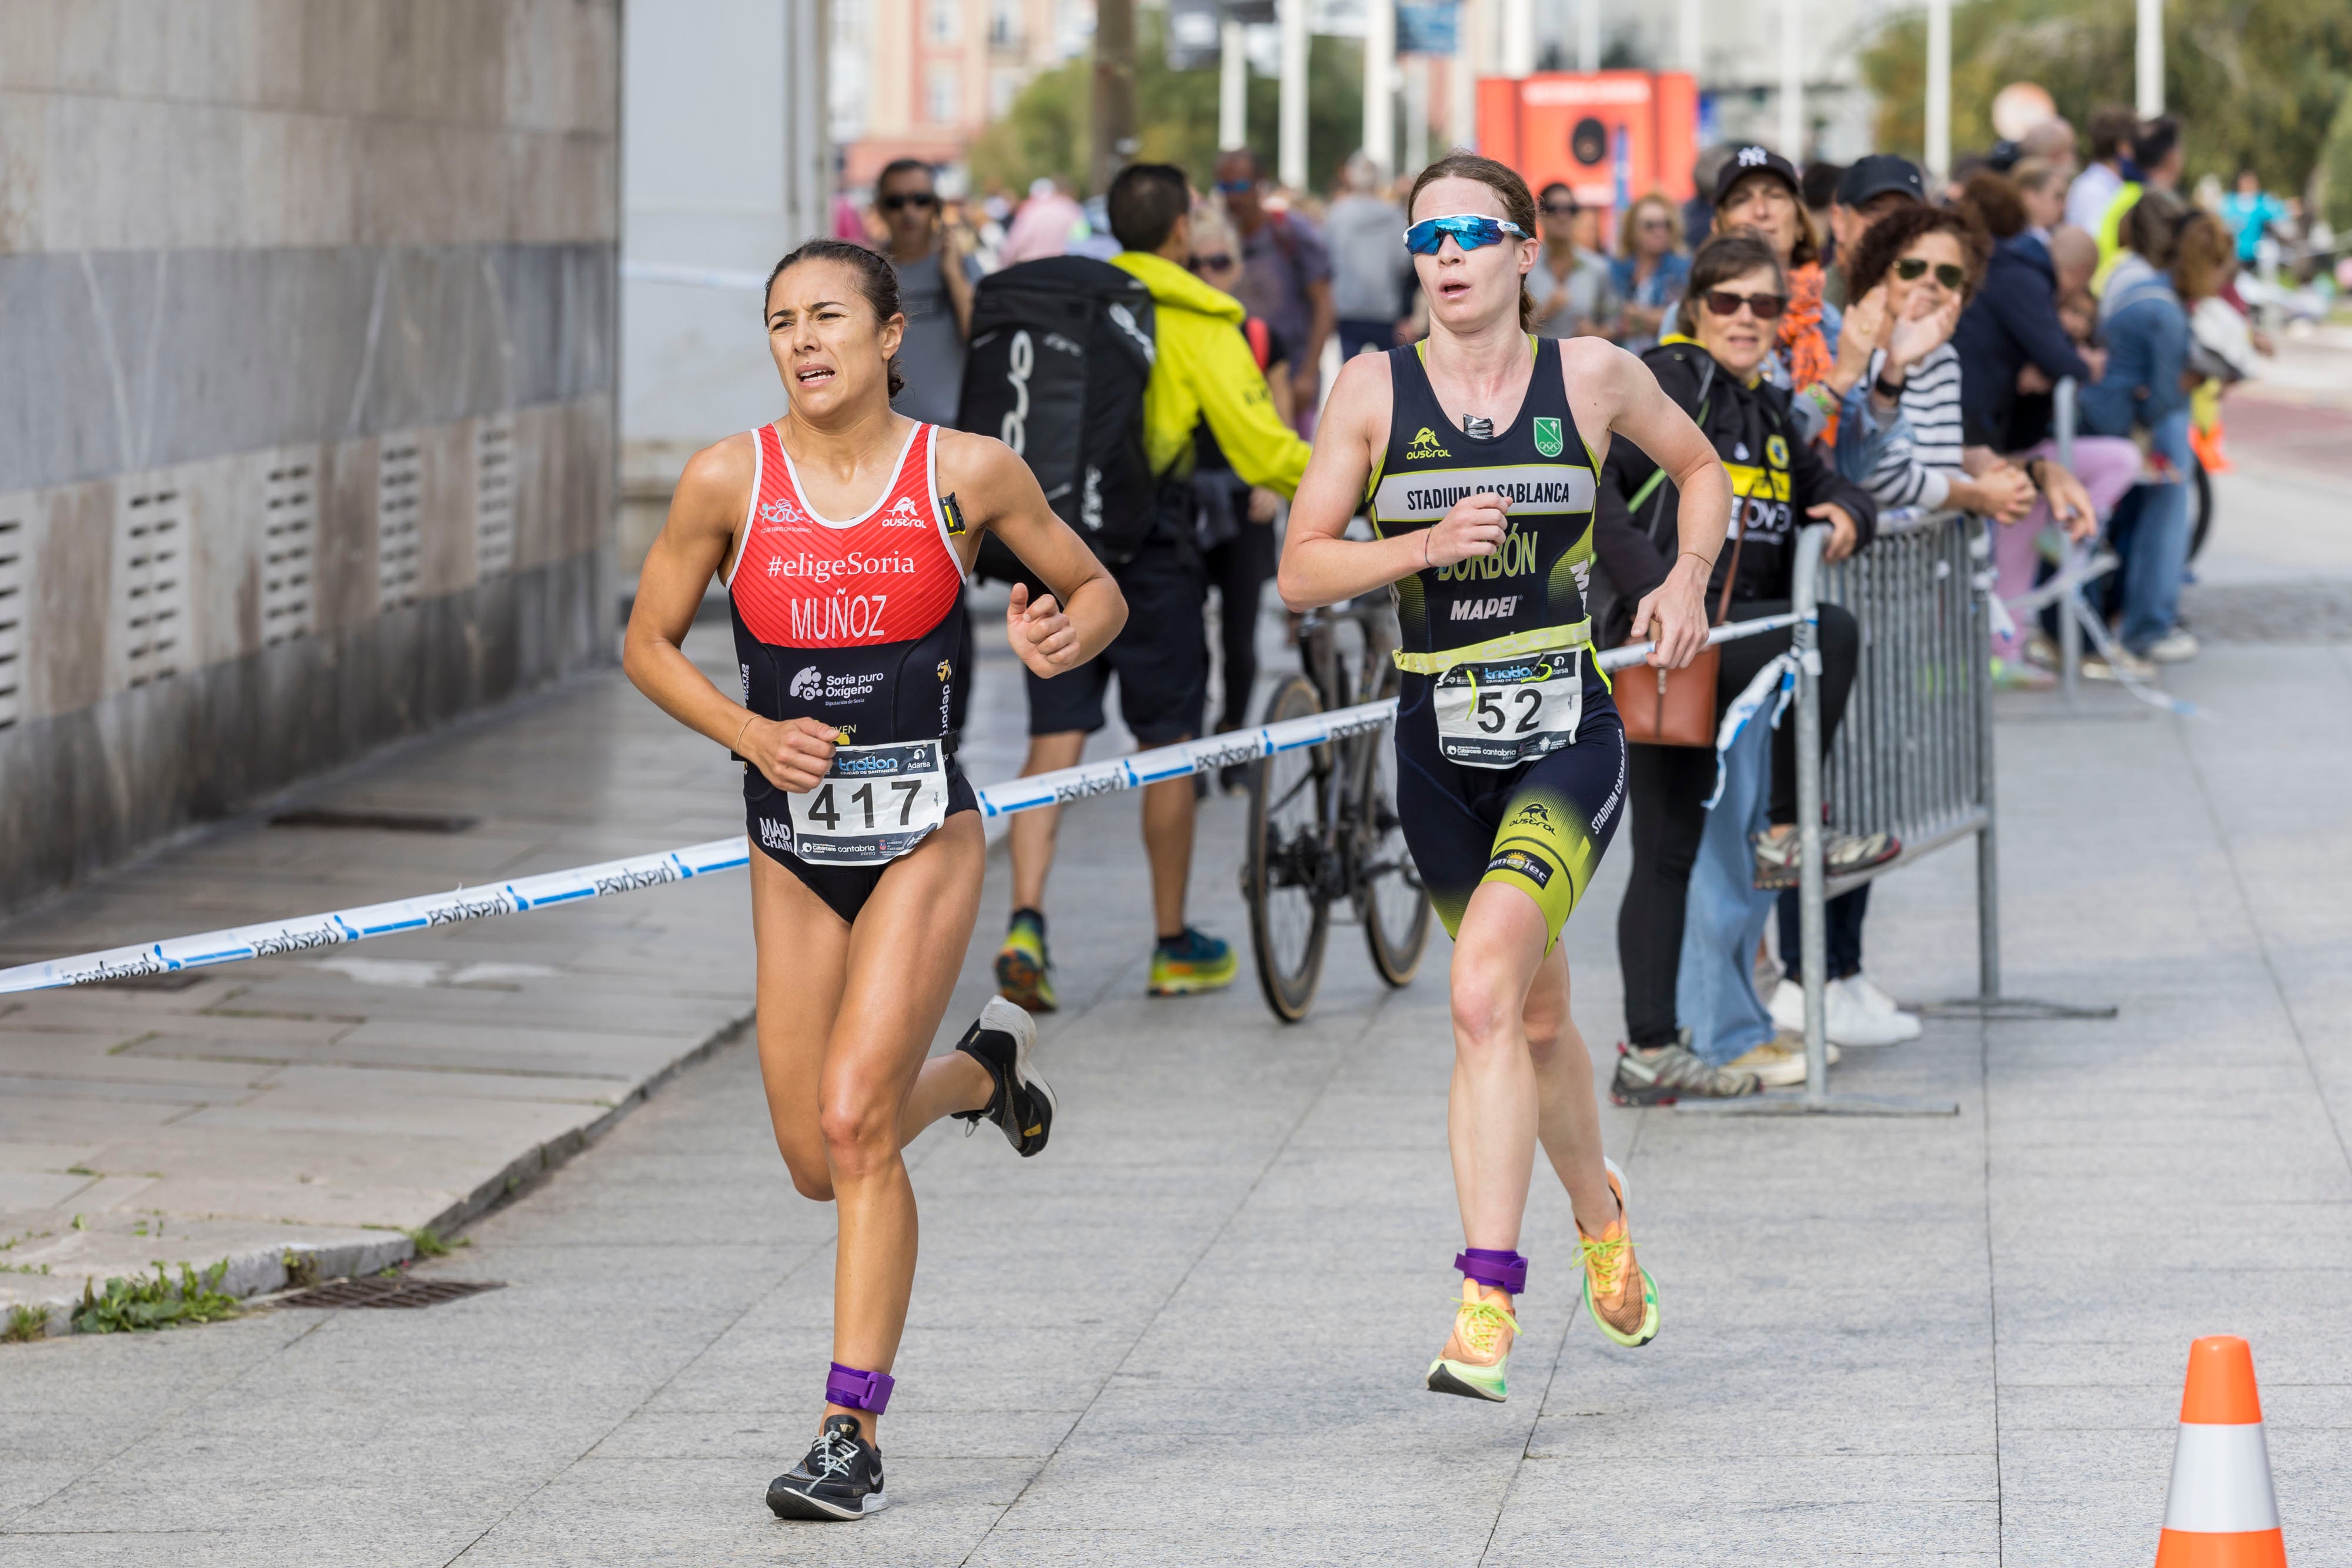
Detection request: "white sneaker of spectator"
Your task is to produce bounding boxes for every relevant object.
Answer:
[2147,627,2200,664]
[1770,978,1920,1047]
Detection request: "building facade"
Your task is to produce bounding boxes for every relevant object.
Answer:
[833,0,1089,188]
[0,1,621,914]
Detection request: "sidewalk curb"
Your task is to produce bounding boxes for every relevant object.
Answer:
[11,1007,756,1340]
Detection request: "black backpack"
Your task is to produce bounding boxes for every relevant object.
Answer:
[956,256,1158,573]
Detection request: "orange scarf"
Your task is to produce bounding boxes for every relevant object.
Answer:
[1779,262,1839,444]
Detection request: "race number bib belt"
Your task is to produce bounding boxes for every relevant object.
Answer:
[786,741,949,865]
[1432,648,1586,768]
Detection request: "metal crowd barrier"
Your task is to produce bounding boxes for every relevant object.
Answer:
[1692,513,2110,1119]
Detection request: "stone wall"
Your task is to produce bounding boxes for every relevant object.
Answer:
[0,1,621,914]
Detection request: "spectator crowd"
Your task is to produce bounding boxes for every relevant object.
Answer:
[828,101,2301,1092]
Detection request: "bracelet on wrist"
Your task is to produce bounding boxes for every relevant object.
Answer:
[1872,371,1905,400]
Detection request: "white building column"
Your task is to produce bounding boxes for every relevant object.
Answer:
[1220,18,1248,149]
[1776,0,1802,158]
[1578,0,1598,73]
[2136,0,2164,115]
[1502,0,1535,78]
[1280,0,1310,188]
[1364,0,1395,173]
[1925,0,1950,181]
[1404,54,1429,172]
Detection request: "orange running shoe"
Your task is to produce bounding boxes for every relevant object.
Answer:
[1426,1278,1520,1402]
[1579,1156,1659,1348]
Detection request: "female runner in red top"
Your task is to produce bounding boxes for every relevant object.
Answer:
[624,239,1125,1521]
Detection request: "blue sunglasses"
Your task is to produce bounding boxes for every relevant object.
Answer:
[1403,214,1529,255]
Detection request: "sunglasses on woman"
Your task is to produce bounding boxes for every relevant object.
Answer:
[878,192,939,212]
[1894,257,1967,289]
[1702,289,1788,320]
[1188,252,1236,272]
[1402,214,1529,255]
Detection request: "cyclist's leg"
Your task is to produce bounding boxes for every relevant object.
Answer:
[816,813,990,1441]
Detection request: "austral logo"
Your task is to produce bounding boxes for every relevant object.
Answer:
[1405,427,1451,460]
[937,660,953,683]
[881,496,926,526]
[1512,801,1554,829]
[1533,417,1563,457]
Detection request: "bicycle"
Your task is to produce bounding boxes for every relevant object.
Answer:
[1240,591,1431,1021]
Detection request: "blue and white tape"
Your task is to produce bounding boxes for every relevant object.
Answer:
[0,618,1794,995]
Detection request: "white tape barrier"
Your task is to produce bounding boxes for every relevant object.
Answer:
[0,614,1800,995]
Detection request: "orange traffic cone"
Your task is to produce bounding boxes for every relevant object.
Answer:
[2154,1336,2286,1567]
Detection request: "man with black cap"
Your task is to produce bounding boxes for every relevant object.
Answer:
[1825,155,1926,307]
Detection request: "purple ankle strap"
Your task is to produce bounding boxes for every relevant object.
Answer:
[826,1362,896,1414]
[1456,1248,1527,1294]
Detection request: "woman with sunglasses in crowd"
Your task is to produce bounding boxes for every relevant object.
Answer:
[1610,192,1691,354]
[1185,206,1297,788]
[1593,232,1888,1099]
[1281,152,1735,1400]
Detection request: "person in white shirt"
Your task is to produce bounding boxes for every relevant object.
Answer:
[2064,104,2137,235]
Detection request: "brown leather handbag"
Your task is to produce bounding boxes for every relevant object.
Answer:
[1615,521,1743,749]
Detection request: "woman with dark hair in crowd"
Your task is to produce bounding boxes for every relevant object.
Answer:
[1591,231,1889,1096]
[1950,170,2130,687]
[2082,195,2226,675]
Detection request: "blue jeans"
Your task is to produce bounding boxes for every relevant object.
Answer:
[1338,318,1395,362]
[2115,410,2192,654]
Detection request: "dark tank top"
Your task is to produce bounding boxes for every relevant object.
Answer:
[1365,335,1600,676]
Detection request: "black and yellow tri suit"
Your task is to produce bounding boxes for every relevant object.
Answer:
[1368,336,1626,948]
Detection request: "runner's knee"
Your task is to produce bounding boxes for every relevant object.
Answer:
[818,1091,901,1176]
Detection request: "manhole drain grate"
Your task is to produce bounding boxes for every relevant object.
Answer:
[280,1276,506,1309]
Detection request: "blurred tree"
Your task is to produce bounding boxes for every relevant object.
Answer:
[968,14,1365,198]
[1859,0,2351,198]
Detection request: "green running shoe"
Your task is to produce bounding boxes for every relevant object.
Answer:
[1426,1278,1519,1402]
[995,911,1057,1013]
[1579,1156,1659,1348]
[1147,927,1238,997]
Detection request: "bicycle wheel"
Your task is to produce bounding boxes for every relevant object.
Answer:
[1355,718,1431,987]
[1244,674,1333,1021]
[2187,453,2214,561]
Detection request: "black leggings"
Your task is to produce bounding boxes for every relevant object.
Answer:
[1204,520,1277,733]
[1616,600,1858,1049]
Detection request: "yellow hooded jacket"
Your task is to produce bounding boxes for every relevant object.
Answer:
[1110,250,1312,499]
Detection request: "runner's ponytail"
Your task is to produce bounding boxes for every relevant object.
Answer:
[765,240,908,399]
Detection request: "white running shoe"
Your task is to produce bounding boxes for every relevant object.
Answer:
[1843,973,1923,1041]
[1768,978,1805,1034]
[1823,978,1920,1047]
[2147,627,2201,664]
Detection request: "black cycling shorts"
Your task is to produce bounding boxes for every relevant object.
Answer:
[745,767,980,926]
[1394,673,1627,951]
[1023,537,1206,745]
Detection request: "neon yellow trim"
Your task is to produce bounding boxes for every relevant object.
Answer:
[1394,621,1592,674]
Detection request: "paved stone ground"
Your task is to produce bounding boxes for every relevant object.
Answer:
[5,627,2350,1563]
[4,409,2348,1562]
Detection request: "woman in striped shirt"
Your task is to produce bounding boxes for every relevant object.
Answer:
[1836,205,2037,521]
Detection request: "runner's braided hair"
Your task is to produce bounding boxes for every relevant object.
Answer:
[1406,152,1540,331]
[766,239,907,398]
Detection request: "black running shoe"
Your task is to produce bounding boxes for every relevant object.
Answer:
[951,997,1057,1157]
[767,1415,887,1521]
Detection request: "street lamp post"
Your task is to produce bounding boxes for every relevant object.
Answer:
[1365,0,1395,176]
[1220,17,1248,150]
[1777,0,1802,159]
[1925,0,1950,182]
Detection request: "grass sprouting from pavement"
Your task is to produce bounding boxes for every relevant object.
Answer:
[72,1262,240,1334]
[4,1305,46,1343]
